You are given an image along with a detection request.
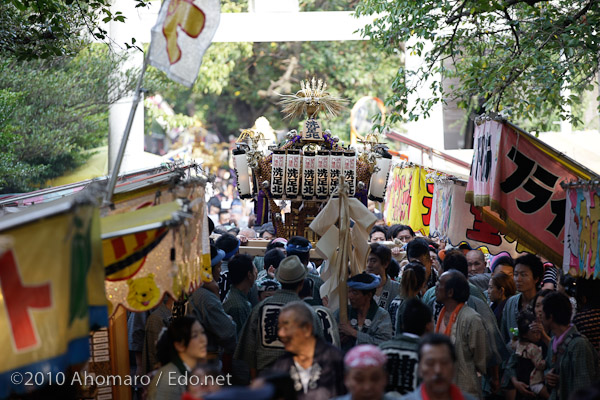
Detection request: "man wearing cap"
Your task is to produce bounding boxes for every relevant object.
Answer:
[187,245,237,371]
[490,251,515,279]
[332,344,397,400]
[234,255,322,379]
[336,273,393,352]
[286,236,325,306]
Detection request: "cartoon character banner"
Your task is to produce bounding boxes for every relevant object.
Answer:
[466,120,587,264]
[563,187,600,278]
[430,179,521,255]
[0,201,107,397]
[104,187,210,314]
[384,166,434,235]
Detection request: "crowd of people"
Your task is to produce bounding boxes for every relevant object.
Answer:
[125,192,600,400]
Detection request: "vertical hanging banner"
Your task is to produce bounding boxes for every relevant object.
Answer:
[384,166,434,235]
[563,186,600,278]
[316,150,330,200]
[430,179,521,255]
[329,151,343,195]
[0,197,107,397]
[302,151,316,200]
[343,150,357,196]
[285,149,301,199]
[148,0,221,87]
[465,120,588,264]
[271,149,286,199]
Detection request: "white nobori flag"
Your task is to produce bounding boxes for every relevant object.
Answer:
[148,0,221,87]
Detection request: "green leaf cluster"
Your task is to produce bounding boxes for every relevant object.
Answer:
[0,46,138,193]
[355,0,600,131]
[1,0,148,60]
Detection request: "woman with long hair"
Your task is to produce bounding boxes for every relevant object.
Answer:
[392,262,426,334]
[147,316,207,400]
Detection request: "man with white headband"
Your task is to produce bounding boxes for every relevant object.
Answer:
[332,344,397,400]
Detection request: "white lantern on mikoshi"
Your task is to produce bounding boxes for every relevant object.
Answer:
[302,151,316,200]
[285,149,301,199]
[343,149,357,196]
[233,148,252,199]
[316,150,330,200]
[368,151,392,203]
[271,149,286,199]
[329,150,343,195]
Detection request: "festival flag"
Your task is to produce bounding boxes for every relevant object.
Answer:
[383,165,434,235]
[563,185,600,279]
[148,0,221,87]
[0,195,107,398]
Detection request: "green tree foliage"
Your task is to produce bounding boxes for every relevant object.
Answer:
[0,47,137,193]
[1,0,147,60]
[355,0,600,131]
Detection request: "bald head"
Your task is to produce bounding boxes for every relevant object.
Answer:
[466,250,486,277]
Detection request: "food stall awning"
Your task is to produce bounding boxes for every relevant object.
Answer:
[101,200,190,280]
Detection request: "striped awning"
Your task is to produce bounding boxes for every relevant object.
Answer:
[101,201,189,280]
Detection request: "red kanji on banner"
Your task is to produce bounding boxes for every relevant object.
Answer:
[0,249,52,351]
[422,182,434,226]
[466,205,502,246]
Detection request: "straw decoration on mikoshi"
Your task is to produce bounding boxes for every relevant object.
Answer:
[279,77,347,120]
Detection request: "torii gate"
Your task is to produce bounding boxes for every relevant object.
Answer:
[107,0,444,173]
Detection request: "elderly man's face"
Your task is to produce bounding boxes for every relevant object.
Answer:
[419,343,455,396]
[278,310,311,354]
[466,250,486,277]
[345,365,387,400]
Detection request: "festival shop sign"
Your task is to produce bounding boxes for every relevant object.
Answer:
[465,119,588,264]
[563,187,600,278]
[0,195,107,397]
[430,179,521,255]
[384,166,434,235]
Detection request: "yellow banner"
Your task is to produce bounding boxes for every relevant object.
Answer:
[384,166,434,235]
[0,204,107,393]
